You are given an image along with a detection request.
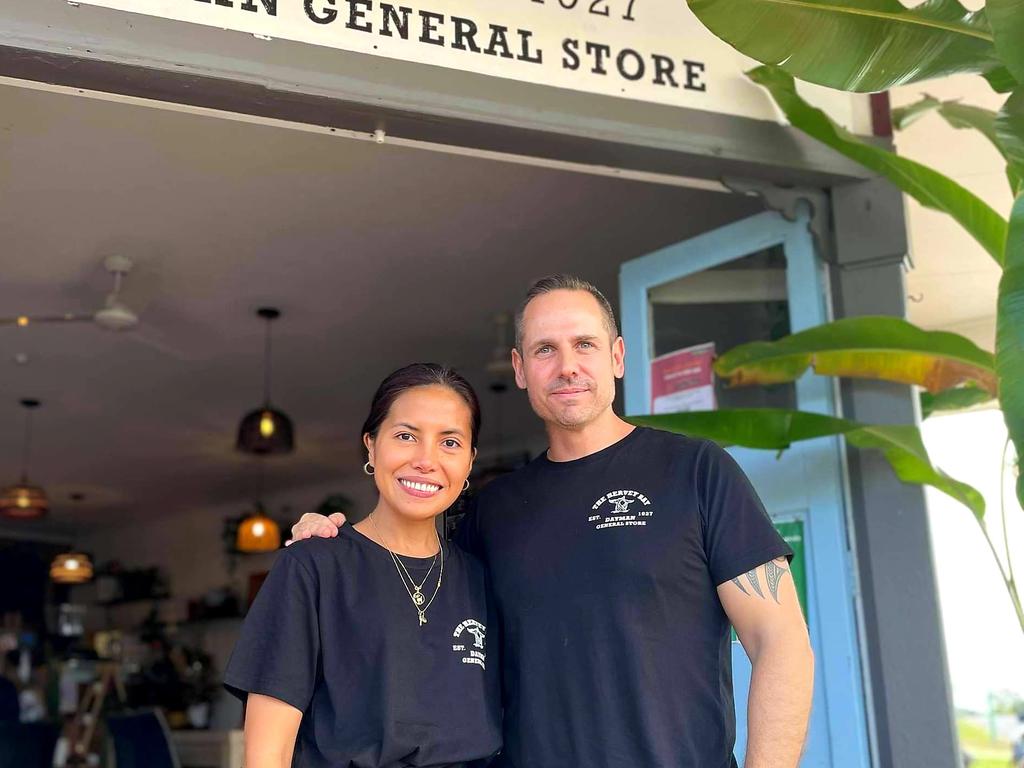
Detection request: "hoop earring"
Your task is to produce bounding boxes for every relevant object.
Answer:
[462,479,470,492]
[363,462,375,476]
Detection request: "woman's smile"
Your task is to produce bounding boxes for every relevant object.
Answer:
[397,476,444,498]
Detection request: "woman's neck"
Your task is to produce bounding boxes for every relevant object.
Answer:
[354,504,440,557]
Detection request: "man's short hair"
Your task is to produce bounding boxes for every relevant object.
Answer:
[514,274,619,352]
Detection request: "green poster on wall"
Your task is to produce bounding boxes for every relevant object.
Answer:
[774,519,807,621]
[731,519,807,642]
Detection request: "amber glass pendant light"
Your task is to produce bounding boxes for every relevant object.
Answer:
[1,399,49,520]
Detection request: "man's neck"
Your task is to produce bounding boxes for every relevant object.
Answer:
[545,411,635,463]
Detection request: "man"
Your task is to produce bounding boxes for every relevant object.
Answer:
[291,275,814,767]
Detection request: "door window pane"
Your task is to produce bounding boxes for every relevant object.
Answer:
[650,246,796,411]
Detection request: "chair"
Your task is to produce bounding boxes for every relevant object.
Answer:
[105,709,181,768]
[0,721,60,768]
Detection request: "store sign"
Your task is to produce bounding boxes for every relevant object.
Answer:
[76,0,859,119]
[650,342,716,414]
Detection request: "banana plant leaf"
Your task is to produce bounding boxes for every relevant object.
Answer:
[920,383,995,418]
[748,66,1008,265]
[627,409,985,517]
[685,0,1004,92]
[892,95,1022,192]
[996,88,1024,196]
[996,192,1024,508]
[984,67,1020,94]
[987,0,1024,85]
[714,316,997,394]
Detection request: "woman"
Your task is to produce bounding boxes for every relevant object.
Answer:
[224,363,501,768]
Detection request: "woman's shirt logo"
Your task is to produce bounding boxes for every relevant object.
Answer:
[452,619,487,669]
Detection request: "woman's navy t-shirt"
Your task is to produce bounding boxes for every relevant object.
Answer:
[224,523,501,768]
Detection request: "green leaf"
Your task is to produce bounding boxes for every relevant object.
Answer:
[987,0,1024,85]
[920,384,995,418]
[925,101,1000,143]
[714,316,997,394]
[627,409,985,517]
[628,408,845,450]
[685,0,1004,92]
[996,192,1024,508]
[984,66,1020,94]
[891,95,945,129]
[844,423,986,519]
[996,88,1024,195]
[749,65,1008,265]
[894,93,1022,192]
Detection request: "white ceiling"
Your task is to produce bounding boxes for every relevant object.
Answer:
[0,82,761,533]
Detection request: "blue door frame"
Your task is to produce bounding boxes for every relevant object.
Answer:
[619,207,871,767]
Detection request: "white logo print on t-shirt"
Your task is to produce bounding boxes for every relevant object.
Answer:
[452,619,487,669]
[588,489,655,531]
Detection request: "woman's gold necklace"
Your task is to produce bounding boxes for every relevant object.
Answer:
[370,515,444,626]
[393,546,437,606]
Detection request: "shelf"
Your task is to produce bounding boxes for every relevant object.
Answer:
[97,594,171,607]
[175,615,244,627]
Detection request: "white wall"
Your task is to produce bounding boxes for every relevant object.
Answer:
[891,74,1011,351]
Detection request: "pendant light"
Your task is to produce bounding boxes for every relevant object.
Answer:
[0,399,49,519]
[235,457,281,553]
[236,307,295,455]
[50,552,94,584]
[236,503,282,553]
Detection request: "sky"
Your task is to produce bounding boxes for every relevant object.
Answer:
[921,407,1024,713]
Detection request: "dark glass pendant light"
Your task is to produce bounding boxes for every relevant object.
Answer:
[0,399,49,519]
[236,308,295,455]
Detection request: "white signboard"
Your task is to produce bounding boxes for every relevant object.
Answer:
[76,0,862,122]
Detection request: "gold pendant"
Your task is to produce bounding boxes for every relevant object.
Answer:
[418,612,427,626]
[412,590,425,606]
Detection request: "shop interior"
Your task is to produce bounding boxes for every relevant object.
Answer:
[0,79,774,765]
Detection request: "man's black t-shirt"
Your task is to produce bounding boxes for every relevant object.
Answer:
[224,523,501,768]
[456,427,791,768]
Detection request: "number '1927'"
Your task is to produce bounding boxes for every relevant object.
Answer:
[532,0,639,23]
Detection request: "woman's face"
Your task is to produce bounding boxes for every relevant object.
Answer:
[364,385,475,523]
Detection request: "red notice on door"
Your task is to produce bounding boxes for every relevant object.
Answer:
[650,342,716,414]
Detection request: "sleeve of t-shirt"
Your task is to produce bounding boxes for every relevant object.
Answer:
[223,548,320,712]
[696,440,793,587]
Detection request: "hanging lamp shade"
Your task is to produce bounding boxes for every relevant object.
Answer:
[236,508,281,552]
[237,307,295,455]
[0,481,48,519]
[50,552,94,584]
[236,407,295,455]
[1,399,48,519]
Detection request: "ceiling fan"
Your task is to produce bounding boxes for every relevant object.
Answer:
[0,255,191,359]
[1,255,140,332]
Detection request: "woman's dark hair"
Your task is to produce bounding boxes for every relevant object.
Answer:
[361,363,482,452]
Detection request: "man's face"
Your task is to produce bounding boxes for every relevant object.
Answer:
[511,290,625,430]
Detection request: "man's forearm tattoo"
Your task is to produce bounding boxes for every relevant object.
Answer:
[732,558,790,604]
